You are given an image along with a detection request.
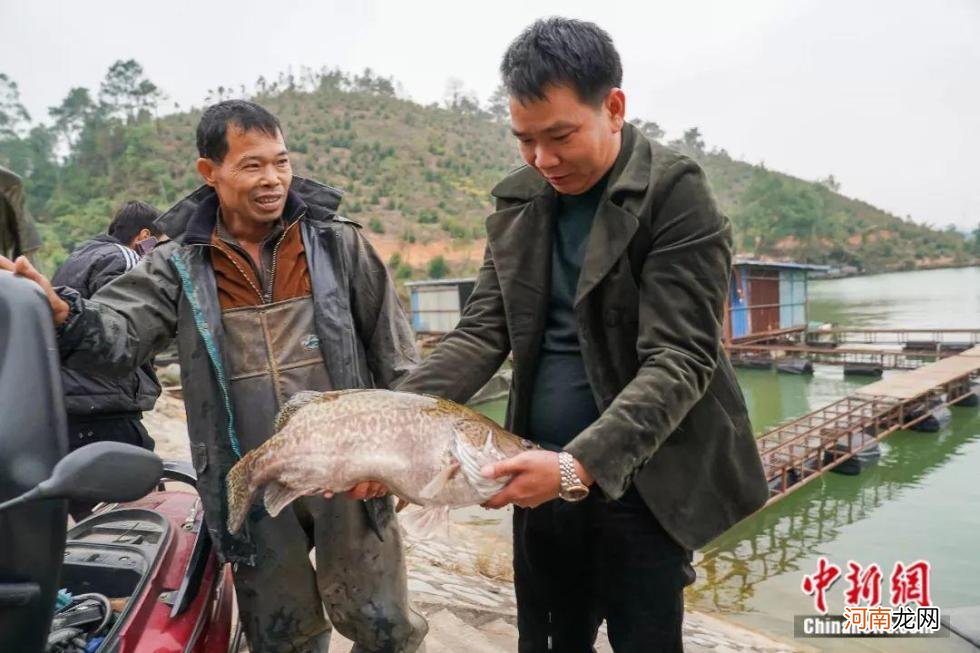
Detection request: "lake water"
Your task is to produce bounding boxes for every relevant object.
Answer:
[470,266,980,651]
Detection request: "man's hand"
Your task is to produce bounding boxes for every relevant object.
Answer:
[480,450,594,510]
[322,481,389,501]
[0,255,70,325]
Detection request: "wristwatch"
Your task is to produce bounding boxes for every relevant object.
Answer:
[558,452,590,502]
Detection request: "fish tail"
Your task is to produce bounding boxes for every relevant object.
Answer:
[225,454,257,534]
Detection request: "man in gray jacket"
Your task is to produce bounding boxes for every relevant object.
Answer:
[1,100,426,653]
[51,200,164,519]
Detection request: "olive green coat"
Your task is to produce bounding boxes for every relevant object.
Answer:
[398,124,769,549]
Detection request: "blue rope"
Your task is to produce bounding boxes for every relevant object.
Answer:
[171,253,242,459]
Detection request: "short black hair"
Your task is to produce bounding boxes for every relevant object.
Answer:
[107,200,162,244]
[500,17,622,107]
[196,100,283,163]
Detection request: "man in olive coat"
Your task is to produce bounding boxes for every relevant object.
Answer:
[398,18,768,652]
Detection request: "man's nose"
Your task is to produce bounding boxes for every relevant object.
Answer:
[534,145,560,170]
[260,163,279,185]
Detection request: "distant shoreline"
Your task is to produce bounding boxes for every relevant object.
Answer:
[811,261,979,281]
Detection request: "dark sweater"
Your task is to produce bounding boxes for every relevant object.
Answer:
[527,176,608,449]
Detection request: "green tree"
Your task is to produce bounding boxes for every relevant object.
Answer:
[444,77,482,115]
[487,84,510,122]
[48,87,95,150]
[629,118,664,142]
[0,73,31,139]
[427,255,449,279]
[818,174,841,192]
[99,59,162,121]
[681,127,705,156]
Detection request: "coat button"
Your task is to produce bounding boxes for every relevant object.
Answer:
[605,309,620,327]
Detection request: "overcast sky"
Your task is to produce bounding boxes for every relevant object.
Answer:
[2,0,978,230]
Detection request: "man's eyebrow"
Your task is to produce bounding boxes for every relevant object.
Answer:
[544,121,577,133]
[511,122,577,138]
[237,150,289,164]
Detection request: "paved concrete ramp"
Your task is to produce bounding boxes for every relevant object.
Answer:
[947,606,980,648]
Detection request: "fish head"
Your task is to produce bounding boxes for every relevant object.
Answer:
[453,413,537,465]
[450,418,538,499]
[488,429,537,458]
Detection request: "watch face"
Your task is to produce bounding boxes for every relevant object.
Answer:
[562,485,590,502]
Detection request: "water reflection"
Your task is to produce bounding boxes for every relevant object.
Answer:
[690,421,980,613]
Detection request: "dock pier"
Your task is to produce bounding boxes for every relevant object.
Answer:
[759,345,980,504]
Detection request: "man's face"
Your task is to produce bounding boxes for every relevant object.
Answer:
[197,125,292,226]
[509,84,625,195]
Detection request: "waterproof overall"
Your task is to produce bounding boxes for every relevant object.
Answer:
[222,295,425,653]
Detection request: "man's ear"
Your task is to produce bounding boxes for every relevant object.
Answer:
[196,157,217,186]
[605,88,626,132]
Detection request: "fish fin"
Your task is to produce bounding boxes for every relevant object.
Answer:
[273,391,325,432]
[263,480,306,517]
[419,462,461,501]
[395,496,410,513]
[225,455,258,534]
[399,505,451,540]
[274,389,371,432]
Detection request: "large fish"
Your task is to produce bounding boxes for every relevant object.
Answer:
[225,388,536,535]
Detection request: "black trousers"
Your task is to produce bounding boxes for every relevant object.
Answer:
[66,414,155,520]
[513,487,696,653]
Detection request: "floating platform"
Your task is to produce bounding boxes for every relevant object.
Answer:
[776,357,813,375]
[759,346,980,503]
[843,362,883,377]
[731,356,773,370]
[953,382,980,407]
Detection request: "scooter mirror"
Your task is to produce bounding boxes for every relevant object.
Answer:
[0,442,163,512]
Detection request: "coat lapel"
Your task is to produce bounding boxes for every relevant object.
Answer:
[574,201,639,306]
[574,123,651,307]
[486,193,553,373]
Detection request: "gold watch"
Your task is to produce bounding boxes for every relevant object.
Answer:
[558,452,589,502]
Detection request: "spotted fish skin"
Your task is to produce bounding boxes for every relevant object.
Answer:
[225,389,535,533]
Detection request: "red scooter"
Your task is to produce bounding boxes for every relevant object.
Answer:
[56,460,239,652]
[0,271,241,653]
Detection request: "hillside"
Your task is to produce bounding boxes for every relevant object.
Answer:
[1,66,975,278]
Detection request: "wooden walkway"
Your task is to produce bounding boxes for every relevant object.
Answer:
[727,328,980,371]
[858,345,980,399]
[759,346,980,503]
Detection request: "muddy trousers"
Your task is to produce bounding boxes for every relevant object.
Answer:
[232,494,427,653]
[513,487,696,653]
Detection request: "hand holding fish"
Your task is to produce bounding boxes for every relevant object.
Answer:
[343,481,388,500]
[479,451,594,509]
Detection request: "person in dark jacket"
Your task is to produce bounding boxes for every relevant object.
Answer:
[51,200,165,519]
[397,18,768,653]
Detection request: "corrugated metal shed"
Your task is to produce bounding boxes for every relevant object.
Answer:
[405,277,476,333]
[726,260,830,341]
